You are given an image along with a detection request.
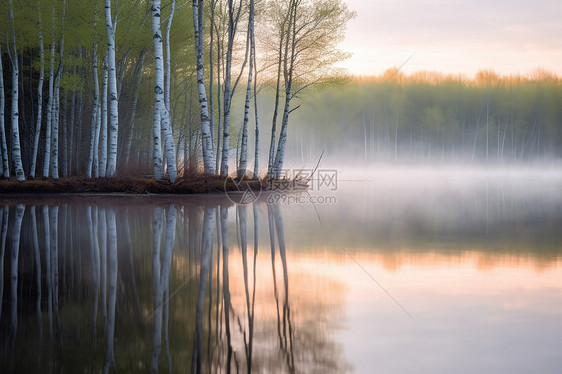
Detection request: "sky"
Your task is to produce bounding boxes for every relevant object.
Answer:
[336,0,562,78]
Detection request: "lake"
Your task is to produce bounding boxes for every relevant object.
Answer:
[1,166,562,373]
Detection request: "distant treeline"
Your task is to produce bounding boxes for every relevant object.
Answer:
[284,69,562,164]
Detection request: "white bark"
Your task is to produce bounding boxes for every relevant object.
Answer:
[51,74,60,179]
[220,0,236,177]
[164,0,175,113]
[99,63,109,177]
[50,0,66,180]
[238,3,254,178]
[152,104,163,179]
[192,0,216,174]
[105,0,119,177]
[252,17,260,179]
[8,0,25,181]
[42,7,56,179]
[94,101,102,178]
[152,0,177,182]
[30,7,45,179]
[0,46,9,179]
[87,7,100,179]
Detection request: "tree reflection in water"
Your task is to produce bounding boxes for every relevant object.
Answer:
[0,198,348,373]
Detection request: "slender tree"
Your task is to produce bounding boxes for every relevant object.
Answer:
[87,4,101,179]
[0,46,9,179]
[30,3,45,179]
[152,0,177,182]
[192,0,216,174]
[7,0,25,181]
[105,0,119,176]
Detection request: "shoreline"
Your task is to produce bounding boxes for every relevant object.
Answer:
[0,175,265,195]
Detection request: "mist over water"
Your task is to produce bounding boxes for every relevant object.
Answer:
[1,165,561,373]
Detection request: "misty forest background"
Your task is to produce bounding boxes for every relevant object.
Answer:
[1,0,561,184]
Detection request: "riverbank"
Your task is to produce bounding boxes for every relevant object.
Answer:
[0,174,263,194]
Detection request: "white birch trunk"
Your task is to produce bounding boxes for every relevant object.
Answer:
[220,0,235,177]
[8,0,25,181]
[252,13,260,179]
[161,108,177,182]
[164,0,175,113]
[50,74,60,179]
[105,0,119,177]
[50,0,66,180]
[273,93,292,179]
[87,8,100,179]
[99,64,109,177]
[152,0,177,182]
[94,101,102,178]
[238,6,254,178]
[0,46,9,179]
[30,7,45,179]
[192,0,216,174]
[153,104,163,179]
[42,7,56,179]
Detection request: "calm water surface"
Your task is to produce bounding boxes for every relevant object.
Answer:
[1,167,561,373]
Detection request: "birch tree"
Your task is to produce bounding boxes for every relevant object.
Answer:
[220,0,244,177]
[50,0,66,180]
[267,0,354,178]
[7,0,25,181]
[99,64,108,177]
[238,0,256,178]
[87,5,100,179]
[152,0,177,183]
[105,0,119,176]
[0,46,9,179]
[30,4,45,179]
[42,6,56,179]
[192,0,216,174]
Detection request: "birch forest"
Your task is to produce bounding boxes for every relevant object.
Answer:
[0,0,354,182]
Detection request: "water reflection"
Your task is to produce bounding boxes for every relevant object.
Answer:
[0,179,561,372]
[0,197,349,373]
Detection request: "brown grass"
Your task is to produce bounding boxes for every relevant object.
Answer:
[0,174,265,195]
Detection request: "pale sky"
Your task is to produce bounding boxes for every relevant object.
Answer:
[337,0,562,77]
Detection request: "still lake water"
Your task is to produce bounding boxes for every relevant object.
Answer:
[1,167,562,373]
